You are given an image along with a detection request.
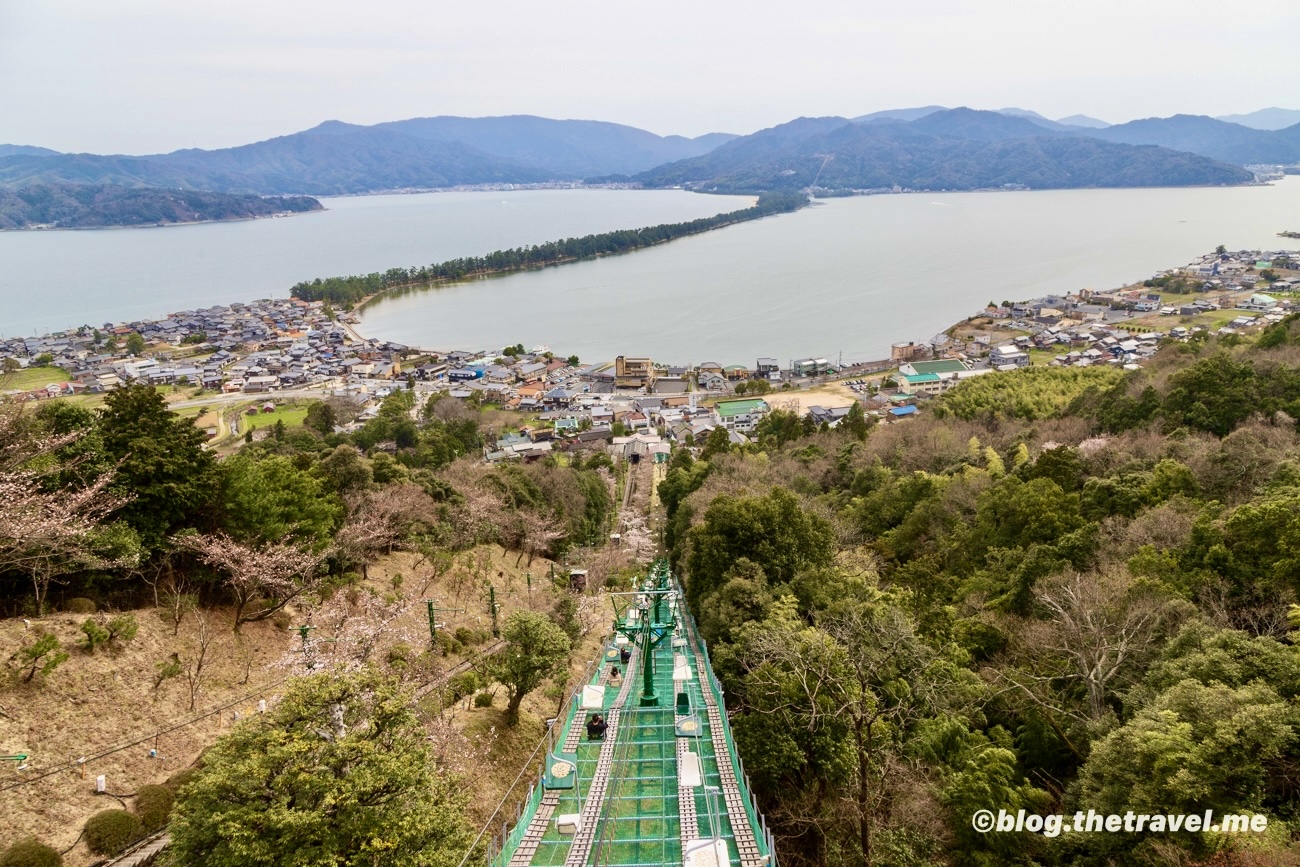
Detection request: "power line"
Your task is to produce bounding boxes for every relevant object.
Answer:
[0,673,296,794]
[454,721,554,867]
[455,637,611,867]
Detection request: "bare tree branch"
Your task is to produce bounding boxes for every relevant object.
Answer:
[172,532,330,631]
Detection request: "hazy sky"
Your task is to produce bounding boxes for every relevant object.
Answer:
[2,0,1297,154]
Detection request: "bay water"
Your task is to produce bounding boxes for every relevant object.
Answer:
[359,177,1300,365]
[3,180,1298,366]
[0,189,751,337]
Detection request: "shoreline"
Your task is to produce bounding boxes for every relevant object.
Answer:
[6,244,1295,407]
[350,242,1300,367]
[350,206,776,316]
[6,180,1297,346]
[293,191,786,310]
[0,207,325,234]
[5,175,1265,234]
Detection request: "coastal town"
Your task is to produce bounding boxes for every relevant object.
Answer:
[3,245,1297,460]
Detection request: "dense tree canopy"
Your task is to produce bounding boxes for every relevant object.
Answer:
[661,319,1300,865]
[220,453,341,544]
[168,669,472,867]
[492,610,571,720]
[97,385,217,546]
[685,487,835,609]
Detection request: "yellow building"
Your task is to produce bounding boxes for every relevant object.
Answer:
[615,356,654,389]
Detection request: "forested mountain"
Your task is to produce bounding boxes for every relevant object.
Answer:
[4,108,1292,199]
[909,107,1068,141]
[364,115,735,176]
[852,105,947,123]
[1058,113,1111,128]
[993,107,1084,131]
[0,183,321,229]
[612,116,858,187]
[1090,114,1300,165]
[0,116,737,195]
[631,110,1252,192]
[850,107,1300,161]
[0,128,557,195]
[853,107,1110,132]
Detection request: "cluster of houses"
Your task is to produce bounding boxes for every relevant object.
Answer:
[1,298,417,401]
[449,348,927,462]
[5,244,1296,459]
[938,253,1299,371]
[427,349,843,410]
[484,389,776,463]
[1182,248,1299,286]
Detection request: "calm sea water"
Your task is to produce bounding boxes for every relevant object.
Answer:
[0,189,752,337]
[5,182,1299,362]
[359,178,1300,365]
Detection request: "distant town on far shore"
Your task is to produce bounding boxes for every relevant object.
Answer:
[4,244,1296,459]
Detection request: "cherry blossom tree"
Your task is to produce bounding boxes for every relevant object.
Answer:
[173,532,330,631]
[334,484,437,578]
[0,400,133,613]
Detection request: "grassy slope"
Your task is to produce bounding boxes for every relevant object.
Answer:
[0,611,293,864]
[0,543,620,866]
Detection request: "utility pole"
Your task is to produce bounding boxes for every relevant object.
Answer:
[296,625,337,668]
[639,606,657,706]
[426,600,464,651]
[608,559,676,708]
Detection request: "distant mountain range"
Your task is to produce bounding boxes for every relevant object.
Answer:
[1057,114,1112,129]
[0,183,321,230]
[0,144,60,158]
[852,106,1114,131]
[845,108,1300,162]
[0,130,557,196]
[0,117,736,196]
[1,106,1297,199]
[852,106,951,124]
[329,116,734,177]
[628,109,1253,193]
[1088,114,1300,165]
[1215,107,1300,131]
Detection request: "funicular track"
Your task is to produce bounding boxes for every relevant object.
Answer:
[489,560,775,867]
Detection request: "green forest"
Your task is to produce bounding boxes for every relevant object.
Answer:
[0,378,628,865]
[288,191,806,306]
[660,314,1300,866]
[0,385,614,620]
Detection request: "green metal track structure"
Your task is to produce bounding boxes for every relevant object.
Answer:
[488,560,776,867]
